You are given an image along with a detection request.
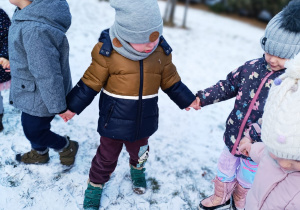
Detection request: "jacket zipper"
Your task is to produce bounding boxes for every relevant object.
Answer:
[259,174,288,209]
[231,71,274,155]
[135,60,144,140]
[104,104,114,128]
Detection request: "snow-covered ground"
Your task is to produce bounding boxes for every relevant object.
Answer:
[0,1,264,209]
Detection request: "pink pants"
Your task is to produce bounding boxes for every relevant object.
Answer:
[217,147,258,188]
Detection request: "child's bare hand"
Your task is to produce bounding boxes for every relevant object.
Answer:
[0,57,10,70]
[185,97,201,111]
[239,137,252,156]
[59,110,75,122]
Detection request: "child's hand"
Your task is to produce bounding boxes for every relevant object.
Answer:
[239,137,252,156]
[0,57,10,71]
[185,97,201,111]
[59,110,76,122]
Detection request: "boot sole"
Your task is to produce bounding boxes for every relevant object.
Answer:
[133,187,146,194]
[198,205,230,210]
[198,199,231,210]
[230,196,243,210]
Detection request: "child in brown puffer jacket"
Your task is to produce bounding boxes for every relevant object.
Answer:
[59,0,200,209]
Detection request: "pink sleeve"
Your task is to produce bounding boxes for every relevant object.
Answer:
[249,142,265,164]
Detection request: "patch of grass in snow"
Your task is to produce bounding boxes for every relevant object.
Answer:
[172,190,180,197]
[5,175,21,187]
[4,159,18,168]
[149,199,158,205]
[183,168,193,175]
[176,168,193,179]
[53,174,62,181]
[148,177,160,193]
[199,191,207,199]
[20,189,34,208]
[200,166,215,181]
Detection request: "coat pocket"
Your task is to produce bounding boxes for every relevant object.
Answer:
[12,78,36,110]
[104,103,115,128]
[14,78,36,92]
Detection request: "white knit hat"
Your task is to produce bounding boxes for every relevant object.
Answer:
[262,52,300,160]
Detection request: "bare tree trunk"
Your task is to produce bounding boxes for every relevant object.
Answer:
[169,0,177,26]
[163,0,172,22]
[164,0,177,26]
[182,0,190,28]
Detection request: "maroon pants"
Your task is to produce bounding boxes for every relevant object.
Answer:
[89,136,149,184]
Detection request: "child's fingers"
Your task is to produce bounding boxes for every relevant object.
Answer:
[239,144,250,156]
[59,114,68,122]
[242,150,249,156]
[185,107,190,111]
[239,144,246,152]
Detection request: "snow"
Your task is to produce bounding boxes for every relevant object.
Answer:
[0,0,264,209]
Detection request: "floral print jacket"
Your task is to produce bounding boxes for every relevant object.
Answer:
[0,9,11,83]
[197,56,285,158]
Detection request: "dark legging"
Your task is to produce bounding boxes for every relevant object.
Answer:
[21,112,67,152]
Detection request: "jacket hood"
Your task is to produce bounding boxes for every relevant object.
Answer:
[13,0,71,32]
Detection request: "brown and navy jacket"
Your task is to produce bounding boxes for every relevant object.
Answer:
[67,29,195,142]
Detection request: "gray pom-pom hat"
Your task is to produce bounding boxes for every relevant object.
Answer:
[261,0,300,59]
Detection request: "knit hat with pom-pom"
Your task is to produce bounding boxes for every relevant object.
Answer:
[260,0,300,59]
[261,52,300,160]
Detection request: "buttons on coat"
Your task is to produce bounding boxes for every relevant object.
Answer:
[9,101,13,104]
[21,85,25,89]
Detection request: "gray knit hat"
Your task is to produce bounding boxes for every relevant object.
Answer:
[109,0,163,61]
[110,0,163,44]
[260,0,300,59]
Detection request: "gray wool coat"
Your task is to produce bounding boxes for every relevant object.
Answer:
[8,0,72,117]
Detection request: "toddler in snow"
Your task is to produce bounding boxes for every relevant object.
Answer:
[239,52,300,210]
[0,9,11,132]
[59,0,199,209]
[197,1,300,209]
[8,0,78,165]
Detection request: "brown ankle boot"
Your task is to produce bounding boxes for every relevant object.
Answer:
[59,136,79,166]
[16,149,49,164]
[231,183,249,210]
[198,177,237,210]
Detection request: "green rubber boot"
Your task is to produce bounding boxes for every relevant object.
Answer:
[130,165,147,194]
[83,180,103,210]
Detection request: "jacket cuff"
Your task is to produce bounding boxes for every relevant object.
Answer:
[66,80,98,114]
[58,108,68,114]
[164,81,195,109]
